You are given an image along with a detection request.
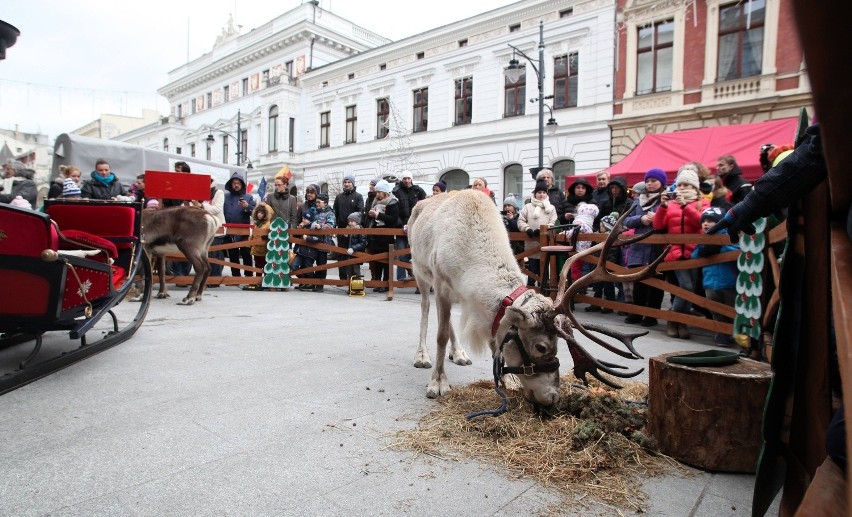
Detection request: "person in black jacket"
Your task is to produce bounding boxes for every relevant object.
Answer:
[536,168,568,223]
[391,170,426,281]
[80,159,128,200]
[716,155,752,205]
[333,174,365,281]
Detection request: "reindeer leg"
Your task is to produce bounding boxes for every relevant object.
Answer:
[426,290,452,398]
[447,323,471,366]
[178,246,207,305]
[155,255,169,299]
[414,276,433,369]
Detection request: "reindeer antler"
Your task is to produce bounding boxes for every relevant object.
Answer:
[548,210,670,362]
[554,316,644,388]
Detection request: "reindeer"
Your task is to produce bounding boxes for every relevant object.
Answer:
[137,206,220,305]
[408,190,665,410]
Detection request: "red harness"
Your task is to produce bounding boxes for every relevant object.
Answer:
[491,286,530,337]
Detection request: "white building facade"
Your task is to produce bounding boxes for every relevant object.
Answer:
[142,0,615,202]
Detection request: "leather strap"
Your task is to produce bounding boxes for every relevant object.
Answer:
[491,285,530,337]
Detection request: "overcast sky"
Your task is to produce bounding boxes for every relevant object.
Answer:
[1,0,516,139]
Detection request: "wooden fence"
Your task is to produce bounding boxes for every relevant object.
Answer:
[161,223,786,335]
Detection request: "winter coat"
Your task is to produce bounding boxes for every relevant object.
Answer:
[721,164,752,205]
[622,195,663,268]
[392,183,426,225]
[367,194,400,252]
[652,197,710,261]
[265,190,299,229]
[545,185,567,223]
[333,188,365,229]
[600,177,631,218]
[518,199,557,259]
[80,171,127,201]
[223,171,255,224]
[250,202,276,256]
[692,230,739,291]
[346,227,367,256]
[47,177,64,199]
[307,206,336,247]
[0,168,38,208]
[564,177,593,217]
[204,187,226,226]
[503,213,524,256]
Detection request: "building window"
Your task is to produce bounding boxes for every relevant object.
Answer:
[717,0,765,81]
[285,61,293,80]
[454,77,473,126]
[262,69,270,87]
[348,73,355,80]
[268,105,279,152]
[560,8,574,18]
[379,63,387,71]
[416,51,425,60]
[458,39,468,48]
[289,117,295,152]
[504,66,526,117]
[440,169,469,192]
[176,146,182,155]
[509,23,521,33]
[376,98,390,139]
[190,143,196,157]
[222,138,229,164]
[637,19,674,95]
[223,85,229,101]
[552,159,575,192]
[163,138,169,152]
[413,88,428,133]
[553,52,579,109]
[206,92,212,108]
[191,101,197,115]
[319,111,331,148]
[177,104,182,119]
[503,164,523,203]
[242,77,249,95]
[240,129,248,164]
[345,105,357,144]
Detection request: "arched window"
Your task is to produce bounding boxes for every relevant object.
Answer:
[551,159,576,192]
[502,163,523,204]
[163,138,169,152]
[268,105,279,152]
[439,169,469,192]
[319,182,329,196]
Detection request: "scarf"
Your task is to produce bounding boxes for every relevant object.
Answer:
[371,194,396,227]
[676,185,700,203]
[530,197,551,209]
[639,192,662,212]
[92,172,115,186]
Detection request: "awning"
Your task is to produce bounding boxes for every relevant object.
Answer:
[572,118,799,188]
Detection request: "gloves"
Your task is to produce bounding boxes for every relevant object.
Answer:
[347,248,354,255]
[533,229,541,237]
[707,208,756,243]
[526,229,535,237]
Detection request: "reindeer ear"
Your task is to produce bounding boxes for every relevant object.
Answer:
[494,306,532,351]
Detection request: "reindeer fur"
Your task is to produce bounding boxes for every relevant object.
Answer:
[408,190,561,408]
[140,207,219,305]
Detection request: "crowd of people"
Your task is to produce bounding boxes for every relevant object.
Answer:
[1,153,775,348]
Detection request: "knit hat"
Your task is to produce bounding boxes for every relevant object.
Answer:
[5,160,25,175]
[400,170,413,180]
[146,199,160,209]
[502,195,520,210]
[771,149,794,167]
[370,177,381,186]
[533,180,548,195]
[574,202,599,230]
[317,193,329,203]
[375,179,392,193]
[343,174,356,184]
[62,177,82,197]
[599,212,619,233]
[675,168,700,190]
[644,168,667,185]
[9,195,31,209]
[700,207,724,223]
[631,182,646,195]
[433,181,447,192]
[347,212,362,224]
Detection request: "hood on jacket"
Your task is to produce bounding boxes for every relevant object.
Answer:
[567,177,593,201]
[226,171,247,195]
[251,201,276,223]
[607,177,629,201]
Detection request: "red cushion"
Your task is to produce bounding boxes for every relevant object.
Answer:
[0,206,58,257]
[60,230,119,258]
[46,204,136,249]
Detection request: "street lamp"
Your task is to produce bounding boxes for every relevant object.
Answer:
[206,108,245,166]
[504,21,555,176]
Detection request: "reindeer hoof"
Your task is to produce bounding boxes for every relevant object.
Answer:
[129,294,142,303]
[177,297,196,306]
[448,353,472,366]
[155,292,170,299]
[414,359,432,369]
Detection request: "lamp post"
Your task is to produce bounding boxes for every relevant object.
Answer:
[206,109,244,166]
[504,21,556,177]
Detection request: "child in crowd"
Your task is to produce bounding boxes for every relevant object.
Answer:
[293,211,320,291]
[62,177,82,199]
[306,194,335,292]
[244,202,276,291]
[340,212,367,289]
[518,180,557,287]
[567,202,598,282]
[692,207,739,347]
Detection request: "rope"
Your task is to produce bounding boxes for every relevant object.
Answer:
[465,355,508,420]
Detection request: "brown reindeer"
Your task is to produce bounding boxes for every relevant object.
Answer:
[137,206,220,305]
[409,191,665,410]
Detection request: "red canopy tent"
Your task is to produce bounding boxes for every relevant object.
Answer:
[570,118,798,189]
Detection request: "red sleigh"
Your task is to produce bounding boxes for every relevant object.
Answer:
[0,200,152,394]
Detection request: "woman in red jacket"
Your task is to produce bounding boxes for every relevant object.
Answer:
[653,166,709,339]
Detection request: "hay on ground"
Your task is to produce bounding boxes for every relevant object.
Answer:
[392,376,682,513]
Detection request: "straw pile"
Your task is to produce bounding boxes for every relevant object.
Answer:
[393,376,682,513]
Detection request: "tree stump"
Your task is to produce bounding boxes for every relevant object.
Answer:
[647,352,773,473]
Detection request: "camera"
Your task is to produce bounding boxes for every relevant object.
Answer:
[500,210,509,215]
[664,191,677,200]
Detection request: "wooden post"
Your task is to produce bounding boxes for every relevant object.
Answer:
[387,243,394,300]
[646,352,773,473]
